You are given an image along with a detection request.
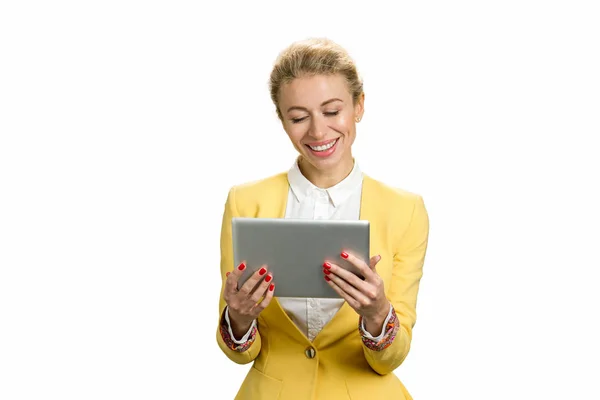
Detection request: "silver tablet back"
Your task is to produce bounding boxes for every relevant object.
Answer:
[231,217,370,298]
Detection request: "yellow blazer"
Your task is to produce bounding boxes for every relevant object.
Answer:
[216,172,429,400]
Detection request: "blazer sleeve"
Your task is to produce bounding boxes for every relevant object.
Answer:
[215,186,262,364]
[363,194,430,375]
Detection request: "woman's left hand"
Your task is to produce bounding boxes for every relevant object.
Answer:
[324,251,390,333]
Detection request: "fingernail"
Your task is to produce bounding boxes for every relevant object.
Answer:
[324,275,331,282]
[259,267,267,276]
[341,252,348,259]
[269,283,275,291]
[226,272,230,277]
[238,262,246,271]
[265,274,273,283]
[323,262,331,269]
[323,269,331,275]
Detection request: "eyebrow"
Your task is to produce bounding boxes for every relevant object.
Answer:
[286,98,343,113]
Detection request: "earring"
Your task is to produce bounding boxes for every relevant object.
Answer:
[355,116,361,122]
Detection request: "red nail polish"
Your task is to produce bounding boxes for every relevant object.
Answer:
[341,252,348,259]
[226,272,230,277]
[259,267,267,275]
[265,274,272,283]
[324,275,331,282]
[238,262,246,271]
[323,269,331,275]
[269,283,274,291]
[323,262,331,269]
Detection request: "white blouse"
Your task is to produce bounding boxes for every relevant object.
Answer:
[225,160,391,343]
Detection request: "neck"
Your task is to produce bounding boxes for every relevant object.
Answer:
[298,155,355,189]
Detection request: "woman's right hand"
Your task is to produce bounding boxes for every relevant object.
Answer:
[224,262,275,338]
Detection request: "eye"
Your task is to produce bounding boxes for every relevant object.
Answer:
[291,116,308,124]
[324,111,339,117]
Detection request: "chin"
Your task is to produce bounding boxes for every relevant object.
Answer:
[304,151,344,169]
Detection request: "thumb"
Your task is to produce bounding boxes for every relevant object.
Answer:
[369,254,382,270]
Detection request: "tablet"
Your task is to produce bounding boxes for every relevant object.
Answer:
[231,217,370,298]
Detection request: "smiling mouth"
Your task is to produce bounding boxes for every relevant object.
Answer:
[306,138,338,152]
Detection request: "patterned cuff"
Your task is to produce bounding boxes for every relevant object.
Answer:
[361,303,393,341]
[219,309,257,352]
[358,304,399,351]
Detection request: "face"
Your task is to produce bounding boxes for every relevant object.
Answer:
[278,74,364,178]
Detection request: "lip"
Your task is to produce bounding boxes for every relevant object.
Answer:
[305,138,340,158]
[305,138,338,147]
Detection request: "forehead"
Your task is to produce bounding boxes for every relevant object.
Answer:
[279,74,351,108]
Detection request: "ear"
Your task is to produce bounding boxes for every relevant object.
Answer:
[354,92,365,121]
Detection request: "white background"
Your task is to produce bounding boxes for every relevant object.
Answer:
[1,1,599,399]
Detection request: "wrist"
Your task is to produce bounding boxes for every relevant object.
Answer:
[363,302,391,333]
[228,308,254,337]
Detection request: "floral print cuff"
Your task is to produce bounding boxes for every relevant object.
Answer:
[359,305,399,351]
[219,308,257,352]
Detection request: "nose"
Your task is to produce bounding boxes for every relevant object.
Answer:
[308,114,327,140]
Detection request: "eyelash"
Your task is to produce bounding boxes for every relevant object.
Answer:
[291,111,339,124]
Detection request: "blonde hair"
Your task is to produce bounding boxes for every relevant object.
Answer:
[269,38,363,120]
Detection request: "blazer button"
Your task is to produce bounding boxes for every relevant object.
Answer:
[305,346,316,359]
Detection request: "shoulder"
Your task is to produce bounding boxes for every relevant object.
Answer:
[363,174,429,247]
[362,173,427,230]
[224,172,288,215]
[363,173,424,205]
[229,172,287,198]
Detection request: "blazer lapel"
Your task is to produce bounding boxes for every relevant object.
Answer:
[260,173,384,347]
[257,173,313,344]
[313,174,380,347]
[257,173,289,219]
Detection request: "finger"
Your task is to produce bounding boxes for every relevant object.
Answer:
[325,274,361,309]
[249,273,273,303]
[225,261,247,295]
[238,265,269,297]
[325,268,370,305]
[254,281,276,312]
[340,251,375,281]
[369,255,382,271]
[324,261,366,291]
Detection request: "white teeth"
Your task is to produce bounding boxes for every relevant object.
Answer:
[309,139,337,152]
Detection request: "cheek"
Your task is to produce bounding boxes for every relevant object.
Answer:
[331,113,354,134]
[285,124,306,143]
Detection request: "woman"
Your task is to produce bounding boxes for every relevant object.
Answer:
[216,38,429,400]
